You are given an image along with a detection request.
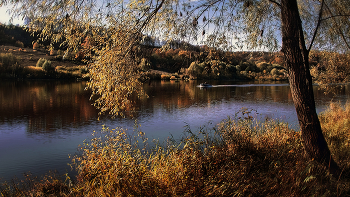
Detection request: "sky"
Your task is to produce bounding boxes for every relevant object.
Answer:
[0,5,24,25]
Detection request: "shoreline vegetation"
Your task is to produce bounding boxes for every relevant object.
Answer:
[1,103,350,196]
[0,44,288,82]
[0,46,89,81]
[1,40,349,86]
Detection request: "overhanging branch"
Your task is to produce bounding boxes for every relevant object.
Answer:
[324,3,350,50]
[269,0,281,7]
[308,0,324,52]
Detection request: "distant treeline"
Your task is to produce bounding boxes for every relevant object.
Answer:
[0,24,34,47]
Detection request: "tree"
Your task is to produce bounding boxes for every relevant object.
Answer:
[2,0,349,175]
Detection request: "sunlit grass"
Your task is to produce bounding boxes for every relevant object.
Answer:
[320,101,350,170]
[0,172,70,196]
[1,106,350,196]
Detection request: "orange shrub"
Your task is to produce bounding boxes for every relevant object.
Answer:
[33,42,39,50]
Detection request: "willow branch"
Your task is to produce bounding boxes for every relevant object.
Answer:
[321,14,350,21]
[324,3,350,50]
[138,0,165,31]
[269,0,281,7]
[124,0,165,56]
[195,0,222,18]
[308,0,324,52]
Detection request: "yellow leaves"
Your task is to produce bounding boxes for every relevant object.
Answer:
[86,36,145,117]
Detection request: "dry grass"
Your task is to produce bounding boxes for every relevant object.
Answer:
[25,66,44,71]
[2,107,350,196]
[319,101,350,170]
[0,172,70,197]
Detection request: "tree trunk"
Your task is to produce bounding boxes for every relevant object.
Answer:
[280,0,340,176]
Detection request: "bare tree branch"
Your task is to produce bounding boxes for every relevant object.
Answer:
[269,0,281,7]
[321,14,350,21]
[308,0,324,52]
[324,3,350,50]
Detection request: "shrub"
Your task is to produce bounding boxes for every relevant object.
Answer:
[239,61,250,71]
[15,40,24,48]
[170,75,179,80]
[240,70,247,76]
[42,60,54,72]
[245,64,258,72]
[226,64,236,73]
[0,172,69,196]
[139,58,151,71]
[36,58,55,73]
[57,50,65,56]
[256,62,270,72]
[187,61,199,77]
[33,42,39,50]
[271,68,278,75]
[0,53,18,68]
[272,64,284,69]
[235,65,241,72]
[36,58,46,67]
[271,68,283,76]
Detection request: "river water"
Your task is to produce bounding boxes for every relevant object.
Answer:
[0,80,349,182]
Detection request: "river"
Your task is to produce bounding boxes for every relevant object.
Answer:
[0,80,349,182]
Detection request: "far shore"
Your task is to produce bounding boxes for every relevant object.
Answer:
[0,45,288,82]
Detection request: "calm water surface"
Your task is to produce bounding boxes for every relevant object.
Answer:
[0,80,349,182]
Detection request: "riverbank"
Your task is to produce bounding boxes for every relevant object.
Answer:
[0,45,179,81]
[0,45,88,80]
[0,45,288,82]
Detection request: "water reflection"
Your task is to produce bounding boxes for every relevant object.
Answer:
[140,81,295,116]
[0,81,98,134]
[1,80,349,135]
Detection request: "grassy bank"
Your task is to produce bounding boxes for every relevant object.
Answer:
[0,52,88,80]
[1,104,350,196]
